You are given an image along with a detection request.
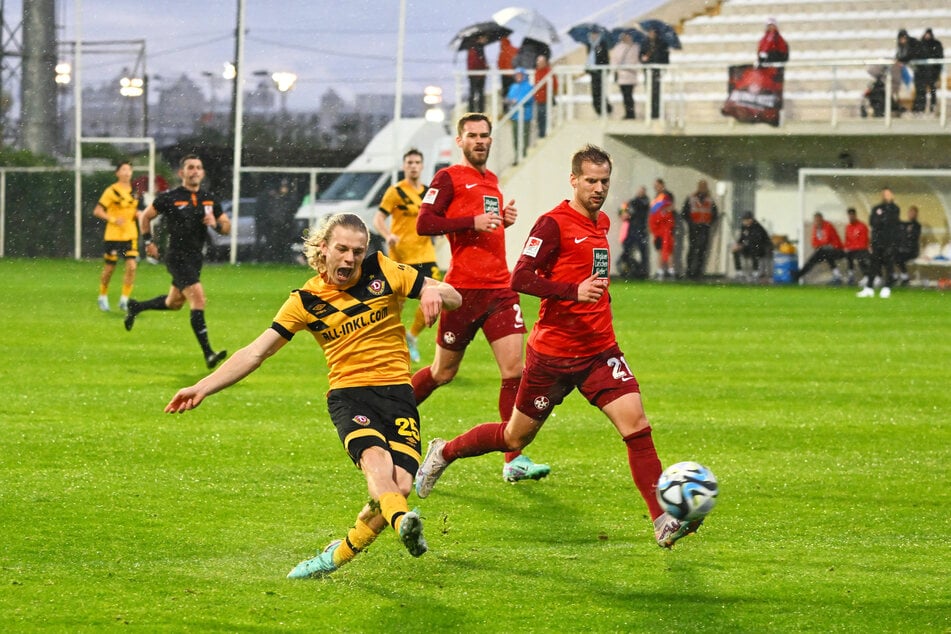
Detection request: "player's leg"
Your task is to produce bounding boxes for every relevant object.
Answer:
[287,500,386,579]
[119,249,138,311]
[99,250,117,310]
[182,282,227,368]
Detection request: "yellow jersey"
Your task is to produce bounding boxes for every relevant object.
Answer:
[270,252,425,390]
[378,179,436,265]
[98,182,140,242]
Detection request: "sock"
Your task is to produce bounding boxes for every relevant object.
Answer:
[121,283,133,298]
[443,422,507,462]
[499,377,521,463]
[99,283,108,295]
[623,427,664,520]
[410,307,426,338]
[378,492,410,532]
[138,295,169,312]
[332,519,382,567]
[190,309,215,357]
[412,366,439,406]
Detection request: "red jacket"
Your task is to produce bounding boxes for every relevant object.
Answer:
[811,219,843,249]
[844,219,869,251]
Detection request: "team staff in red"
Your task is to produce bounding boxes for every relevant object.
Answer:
[415,145,703,549]
[794,211,844,284]
[413,112,550,483]
[648,178,676,280]
[843,207,870,285]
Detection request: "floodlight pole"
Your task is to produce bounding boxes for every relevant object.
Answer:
[230,0,246,265]
[72,0,83,260]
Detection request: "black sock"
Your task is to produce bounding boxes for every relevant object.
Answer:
[190,309,214,357]
[137,295,169,312]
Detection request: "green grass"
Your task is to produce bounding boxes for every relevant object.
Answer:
[1,258,949,632]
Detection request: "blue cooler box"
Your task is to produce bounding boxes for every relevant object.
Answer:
[773,254,798,284]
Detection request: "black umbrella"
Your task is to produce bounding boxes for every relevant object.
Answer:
[568,22,612,47]
[449,21,513,52]
[611,27,648,47]
[640,19,682,50]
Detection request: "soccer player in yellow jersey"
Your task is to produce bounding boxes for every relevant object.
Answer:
[373,148,441,363]
[92,160,141,311]
[164,213,461,579]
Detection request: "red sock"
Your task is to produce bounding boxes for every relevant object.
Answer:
[443,422,507,462]
[499,377,521,463]
[412,366,438,405]
[623,427,664,519]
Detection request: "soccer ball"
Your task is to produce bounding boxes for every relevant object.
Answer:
[656,461,718,521]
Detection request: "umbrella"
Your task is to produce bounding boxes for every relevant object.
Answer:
[492,7,560,45]
[568,22,612,47]
[640,19,682,50]
[449,21,513,52]
[611,27,647,47]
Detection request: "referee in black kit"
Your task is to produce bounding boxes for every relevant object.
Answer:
[124,154,231,368]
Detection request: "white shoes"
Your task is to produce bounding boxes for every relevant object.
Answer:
[97,295,110,311]
[856,287,875,298]
[879,287,891,298]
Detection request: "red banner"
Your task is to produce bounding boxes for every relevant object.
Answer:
[721,64,784,127]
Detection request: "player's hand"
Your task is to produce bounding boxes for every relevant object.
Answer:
[475,213,501,233]
[202,212,217,227]
[165,387,205,413]
[418,286,443,327]
[503,199,517,227]
[114,217,126,226]
[577,273,608,303]
[145,242,159,259]
[386,234,399,248]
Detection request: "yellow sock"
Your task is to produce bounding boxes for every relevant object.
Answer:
[332,519,382,567]
[99,283,108,295]
[121,284,133,297]
[411,307,426,338]
[378,491,409,532]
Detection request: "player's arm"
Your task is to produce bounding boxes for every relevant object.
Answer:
[417,277,461,326]
[417,171,477,235]
[165,328,288,413]
[373,209,396,248]
[140,204,160,258]
[212,203,231,235]
[92,202,111,223]
[511,216,578,300]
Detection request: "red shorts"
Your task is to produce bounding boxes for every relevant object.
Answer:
[437,287,526,351]
[515,344,641,422]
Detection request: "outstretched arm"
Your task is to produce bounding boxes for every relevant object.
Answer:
[165,328,288,413]
[418,278,461,326]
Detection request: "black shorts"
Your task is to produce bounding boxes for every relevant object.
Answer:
[326,384,422,474]
[103,240,138,263]
[166,253,203,290]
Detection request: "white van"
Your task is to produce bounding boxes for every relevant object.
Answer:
[295,117,454,253]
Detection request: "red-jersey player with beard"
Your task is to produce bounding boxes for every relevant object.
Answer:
[412,112,550,483]
[415,145,704,549]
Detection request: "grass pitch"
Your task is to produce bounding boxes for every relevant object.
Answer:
[0,258,948,632]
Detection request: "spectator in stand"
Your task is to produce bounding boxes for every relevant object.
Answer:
[915,29,944,114]
[681,179,719,280]
[858,187,901,299]
[894,29,920,113]
[611,31,641,120]
[843,207,870,286]
[505,68,534,163]
[640,27,669,119]
[534,54,557,138]
[498,35,518,98]
[895,204,922,285]
[585,30,613,116]
[732,211,773,283]
[793,212,845,284]
[467,35,489,113]
[757,18,789,66]
[618,185,650,279]
[648,178,676,280]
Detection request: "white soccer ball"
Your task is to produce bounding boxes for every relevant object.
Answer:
[656,461,719,521]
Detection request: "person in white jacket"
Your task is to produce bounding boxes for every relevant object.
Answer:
[611,32,640,119]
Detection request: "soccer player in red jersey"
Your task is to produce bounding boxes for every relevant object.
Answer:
[415,145,704,548]
[412,112,550,483]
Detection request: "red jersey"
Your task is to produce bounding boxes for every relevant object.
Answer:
[811,219,843,249]
[648,191,675,239]
[512,200,615,358]
[844,219,869,251]
[417,164,509,289]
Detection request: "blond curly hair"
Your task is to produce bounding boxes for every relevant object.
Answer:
[302,213,369,273]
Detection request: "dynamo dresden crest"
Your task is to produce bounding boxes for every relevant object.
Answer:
[367,279,385,296]
[352,415,370,427]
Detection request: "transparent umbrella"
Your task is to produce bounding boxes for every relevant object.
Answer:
[492,7,560,45]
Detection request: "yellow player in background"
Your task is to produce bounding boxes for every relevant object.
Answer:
[93,160,141,311]
[373,148,441,362]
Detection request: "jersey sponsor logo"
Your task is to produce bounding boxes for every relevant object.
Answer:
[352,415,371,426]
[465,183,478,189]
[367,279,385,296]
[574,236,588,244]
[442,331,457,345]
[204,204,214,215]
[522,236,542,257]
[592,247,609,278]
[483,196,501,216]
[422,187,438,204]
[533,395,550,411]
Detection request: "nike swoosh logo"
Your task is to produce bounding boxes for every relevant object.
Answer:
[574,237,588,243]
[465,183,477,189]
